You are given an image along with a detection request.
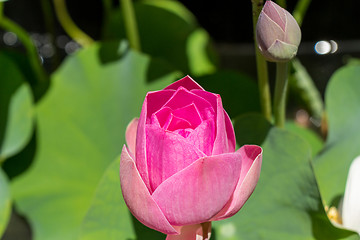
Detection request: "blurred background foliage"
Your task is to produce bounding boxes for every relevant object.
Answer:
[1,0,360,239]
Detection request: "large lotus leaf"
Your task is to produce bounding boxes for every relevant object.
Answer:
[79,157,165,240]
[11,42,176,240]
[285,121,324,158]
[314,64,360,205]
[79,157,135,240]
[0,52,34,162]
[233,113,272,147]
[103,0,216,76]
[213,125,358,239]
[196,70,260,118]
[0,168,11,237]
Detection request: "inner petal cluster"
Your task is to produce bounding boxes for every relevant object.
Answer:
[145,87,217,191]
[151,87,215,138]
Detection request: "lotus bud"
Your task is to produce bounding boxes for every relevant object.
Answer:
[256,0,301,62]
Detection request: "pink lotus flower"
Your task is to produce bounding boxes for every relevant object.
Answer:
[120,76,263,239]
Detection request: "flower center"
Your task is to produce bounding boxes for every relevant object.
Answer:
[325,205,342,225]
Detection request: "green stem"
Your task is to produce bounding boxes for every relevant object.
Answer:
[103,0,112,20]
[276,0,287,8]
[53,0,94,47]
[251,0,272,122]
[293,0,312,26]
[0,3,3,19]
[40,0,60,70]
[0,3,47,84]
[120,0,141,51]
[273,62,288,128]
[289,58,323,120]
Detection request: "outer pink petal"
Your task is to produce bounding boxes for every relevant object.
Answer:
[164,75,204,91]
[125,118,139,156]
[146,124,206,192]
[166,223,212,240]
[257,10,285,49]
[211,145,262,221]
[135,97,151,189]
[212,95,235,155]
[186,119,215,156]
[263,0,286,31]
[120,146,179,234]
[152,152,242,226]
[189,90,235,151]
[223,109,236,152]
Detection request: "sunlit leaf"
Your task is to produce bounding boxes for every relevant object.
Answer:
[285,121,324,157]
[79,158,135,240]
[314,64,360,205]
[79,157,165,240]
[11,42,177,240]
[213,120,358,240]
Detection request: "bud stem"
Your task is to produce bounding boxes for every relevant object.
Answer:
[275,0,287,8]
[53,0,94,47]
[0,3,47,85]
[251,0,272,122]
[120,0,141,51]
[201,222,211,239]
[293,0,312,26]
[273,62,288,128]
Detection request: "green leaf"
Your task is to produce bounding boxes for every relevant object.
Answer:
[0,168,11,237]
[79,157,135,240]
[103,0,217,76]
[11,42,177,240]
[314,64,360,205]
[289,58,324,120]
[233,113,272,147]
[79,157,165,240]
[214,118,358,239]
[186,28,217,76]
[285,121,324,158]
[0,52,34,162]
[197,70,260,118]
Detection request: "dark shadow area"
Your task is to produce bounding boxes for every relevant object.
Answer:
[0,69,22,151]
[1,50,50,103]
[310,201,355,239]
[197,70,261,118]
[98,40,129,64]
[3,129,37,180]
[130,214,166,240]
[233,113,272,147]
[146,57,178,83]
[2,208,32,240]
[210,226,217,240]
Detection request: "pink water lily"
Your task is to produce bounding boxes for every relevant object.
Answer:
[120,76,263,239]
